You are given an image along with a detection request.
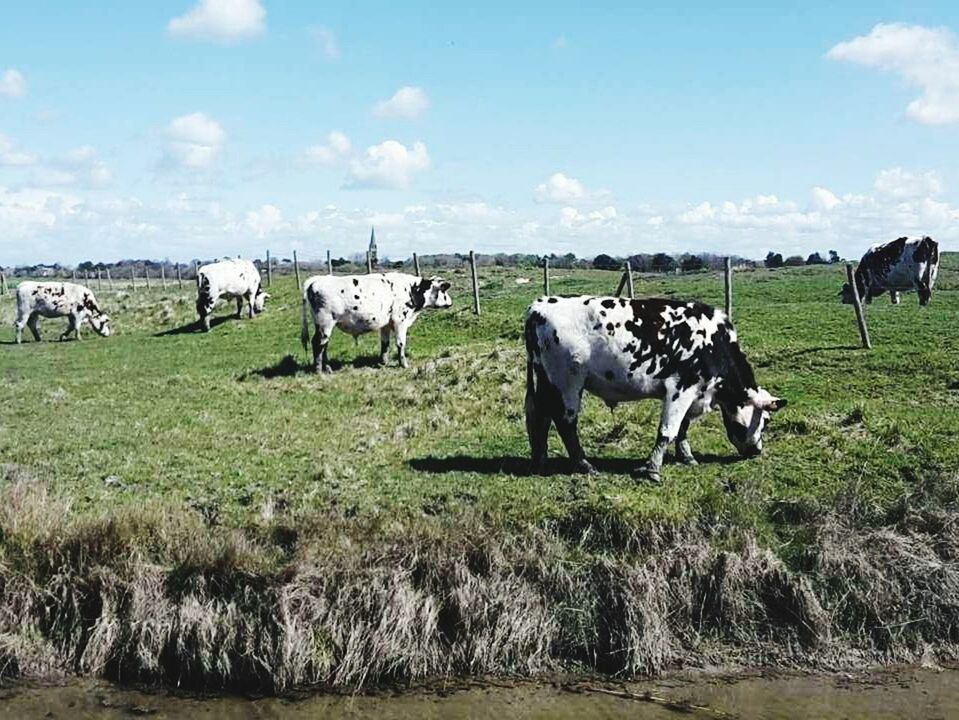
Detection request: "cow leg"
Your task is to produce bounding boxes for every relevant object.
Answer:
[60,314,77,342]
[638,385,699,482]
[15,313,28,344]
[311,315,335,374]
[525,363,554,473]
[675,407,703,466]
[918,282,932,306]
[395,323,410,369]
[27,313,41,342]
[247,292,255,319]
[235,297,243,319]
[380,327,392,365]
[890,291,901,305]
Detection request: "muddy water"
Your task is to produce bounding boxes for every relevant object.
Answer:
[2,667,957,719]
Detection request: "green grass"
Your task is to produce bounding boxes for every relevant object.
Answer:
[1,258,957,546]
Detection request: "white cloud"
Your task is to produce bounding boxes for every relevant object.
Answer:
[534,172,608,205]
[559,205,618,228]
[0,69,26,98]
[810,186,842,211]
[243,203,286,237]
[346,140,430,189]
[873,167,943,199]
[828,23,959,124]
[303,130,351,165]
[168,0,266,42]
[373,86,430,119]
[310,26,340,60]
[0,134,37,166]
[165,112,226,169]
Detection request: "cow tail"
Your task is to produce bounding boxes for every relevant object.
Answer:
[300,286,311,356]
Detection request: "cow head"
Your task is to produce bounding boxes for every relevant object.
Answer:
[253,287,270,314]
[196,291,216,320]
[89,312,112,337]
[720,387,786,457]
[414,277,453,310]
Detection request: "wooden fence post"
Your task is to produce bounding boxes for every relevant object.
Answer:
[724,257,733,320]
[160,265,167,288]
[413,252,421,277]
[624,261,634,299]
[145,268,151,289]
[366,251,373,274]
[176,264,183,289]
[130,267,136,291]
[266,250,272,287]
[543,256,550,295]
[72,269,77,280]
[96,269,102,291]
[615,272,627,297]
[193,260,200,286]
[106,268,112,288]
[469,250,481,315]
[326,249,332,275]
[0,270,6,295]
[293,250,301,289]
[846,263,872,350]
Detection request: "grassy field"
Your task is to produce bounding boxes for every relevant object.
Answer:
[1,258,958,539]
[1,257,958,689]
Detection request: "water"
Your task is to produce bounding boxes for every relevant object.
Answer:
[2,667,957,719]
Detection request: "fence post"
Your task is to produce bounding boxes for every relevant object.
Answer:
[0,270,6,295]
[96,269,102,291]
[615,272,627,296]
[624,261,634,299]
[72,269,77,280]
[543,256,550,295]
[131,267,136,291]
[469,250,481,315]
[293,250,301,289]
[145,268,151,289]
[366,251,373,274]
[176,264,183,289]
[846,263,872,350]
[266,250,272,287]
[724,257,733,320]
[413,252,421,277]
[106,268,112,288]
[326,250,332,275]
[161,265,167,288]
[193,260,200,286]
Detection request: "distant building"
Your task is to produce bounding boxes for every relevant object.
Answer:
[369,226,378,268]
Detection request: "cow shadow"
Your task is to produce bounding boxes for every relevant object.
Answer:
[238,353,388,380]
[409,452,744,477]
[153,315,233,336]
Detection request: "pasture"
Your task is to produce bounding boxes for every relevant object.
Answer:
[1,259,957,537]
[0,258,958,689]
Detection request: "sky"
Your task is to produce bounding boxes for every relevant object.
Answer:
[2,1,959,265]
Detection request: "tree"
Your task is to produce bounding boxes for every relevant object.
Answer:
[805,252,826,265]
[784,255,805,267]
[680,254,705,272]
[765,252,784,268]
[650,253,677,273]
[592,254,620,271]
[828,250,840,264]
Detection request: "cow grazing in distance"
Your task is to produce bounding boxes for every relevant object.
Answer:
[300,273,452,373]
[196,258,269,331]
[525,296,786,482]
[15,281,112,344]
[841,236,940,306]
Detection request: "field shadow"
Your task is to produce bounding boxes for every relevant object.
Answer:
[238,353,387,380]
[409,452,744,477]
[153,315,233,336]
[755,344,862,368]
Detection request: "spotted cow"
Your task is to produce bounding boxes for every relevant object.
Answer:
[525,296,786,482]
[841,236,940,306]
[15,281,112,344]
[300,273,452,373]
[196,258,269,331]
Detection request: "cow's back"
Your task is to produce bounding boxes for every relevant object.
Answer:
[199,259,260,296]
[306,274,395,334]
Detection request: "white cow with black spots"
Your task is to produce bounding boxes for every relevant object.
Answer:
[525,296,786,482]
[300,273,452,373]
[15,281,112,344]
[195,258,269,331]
[841,236,939,306]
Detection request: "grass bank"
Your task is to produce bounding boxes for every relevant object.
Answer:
[0,259,957,689]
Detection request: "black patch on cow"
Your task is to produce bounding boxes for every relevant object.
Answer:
[408,278,433,310]
[352,278,359,286]
[354,295,360,300]
[604,370,614,380]
[605,322,615,333]
[583,299,590,305]
[547,297,558,304]
[552,329,560,344]
[600,299,616,309]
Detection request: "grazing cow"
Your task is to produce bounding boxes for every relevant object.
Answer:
[300,273,452,373]
[841,236,940,306]
[196,258,269,331]
[525,296,786,481]
[15,281,112,344]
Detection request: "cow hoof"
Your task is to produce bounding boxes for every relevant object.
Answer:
[679,456,698,466]
[322,366,334,375]
[573,459,598,475]
[633,464,662,483]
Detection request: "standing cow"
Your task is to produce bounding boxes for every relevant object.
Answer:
[15,281,112,344]
[841,236,940,306]
[300,273,452,373]
[196,258,269,331]
[525,296,786,482]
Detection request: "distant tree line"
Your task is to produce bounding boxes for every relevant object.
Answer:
[763,249,841,268]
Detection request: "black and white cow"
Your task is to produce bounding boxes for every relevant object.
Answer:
[525,296,786,481]
[841,236,940,306]
[300,273,452,373]
[15,281,112,344]
[196,258,269,331]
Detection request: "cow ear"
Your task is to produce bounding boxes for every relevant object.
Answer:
[439,281,451,292]
[748,388,787,412]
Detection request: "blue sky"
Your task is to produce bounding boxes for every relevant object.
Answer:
[1,1,959,265]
